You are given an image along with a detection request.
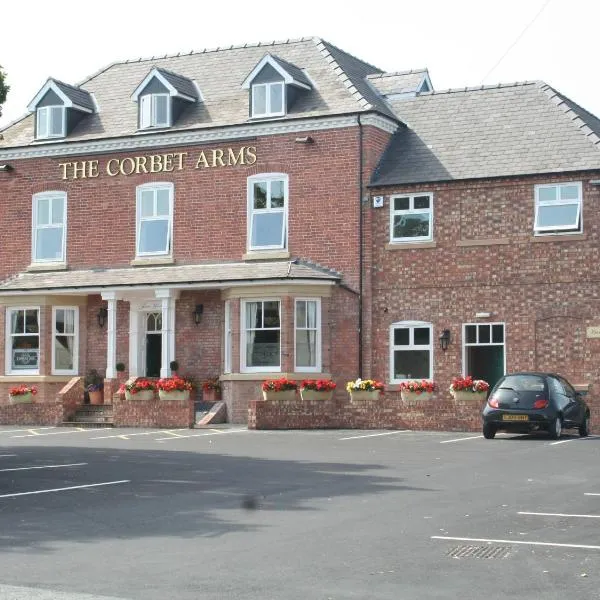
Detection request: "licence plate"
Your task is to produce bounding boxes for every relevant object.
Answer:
[502,414,529,421]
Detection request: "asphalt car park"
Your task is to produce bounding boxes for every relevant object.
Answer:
[0,426,599,600]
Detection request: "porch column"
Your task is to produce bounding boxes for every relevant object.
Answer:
[101,291,119,379]
[129,304,141,378]
[155,289,179,378]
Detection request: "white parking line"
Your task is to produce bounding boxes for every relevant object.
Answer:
[0,462,86,473]
[0,480,130,499]
[339,430,411,441]
[584,493,600,496]
[12,428,86,438]
[431,535,600,551]
[0,454,17,458]
[549,435,599,446]
[90,429,188,440]
[0,427,56,435]
[518,511,600,519]
[440,435,483,444]
[154,428,248,441]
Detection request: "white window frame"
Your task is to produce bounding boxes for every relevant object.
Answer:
[36,105,66,139]
[32,191,67,264]
[534,182,583,235]
[135,182,174,257]
[294,298,321,372]
[462,322,506,378]
[5,307,41,376]
[139,93,171,129]
[52,306,79,375]
[389,192,434,243]
[247,173,288,251]
[224,300,232,374]
[251,81,285,118]
[389,321,433,384]
[240,299,281,373]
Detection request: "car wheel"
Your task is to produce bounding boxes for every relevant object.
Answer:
[579,414,590,438]
[549,416,562,440]
[483,423,497,439]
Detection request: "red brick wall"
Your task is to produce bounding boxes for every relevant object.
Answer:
[112,393,194,428]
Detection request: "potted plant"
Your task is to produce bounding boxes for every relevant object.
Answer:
[399,379,436,405]
[85,369,104,405]
[9,384,37,404]
[120,378,157,401]
[346,378,384,401]
[449,376,490,402]
[157,375,193,401]
[115,362,127,381]
[300,379,337,401]
[261,378,298,401]
[202,377,221,402]
[169,360,179,375]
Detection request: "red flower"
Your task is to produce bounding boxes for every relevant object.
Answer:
[399,379,436,394]
[9,385,37,396]
[300,379,337,392]
[262,378,298,391]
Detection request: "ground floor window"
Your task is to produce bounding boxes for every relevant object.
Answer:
[52,307,78,374]
[463,322,505,389]
[295,298,320,371]
[6,308,40,375]
[242,299,280,371]
[390,321,433,382]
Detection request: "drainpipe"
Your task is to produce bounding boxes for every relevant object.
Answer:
[358,114,364,378]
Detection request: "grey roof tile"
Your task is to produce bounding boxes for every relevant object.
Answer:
[366,69,430,96]
[52,79,95,112]
[269,55,312,88]
[155,68,198,99]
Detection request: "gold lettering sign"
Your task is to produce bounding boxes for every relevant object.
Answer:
[58,147,257,180]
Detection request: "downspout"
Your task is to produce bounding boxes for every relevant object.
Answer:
[358,114,364,378]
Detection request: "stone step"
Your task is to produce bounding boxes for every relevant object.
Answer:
[62,421,114,428]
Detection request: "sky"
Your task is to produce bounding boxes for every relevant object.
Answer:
[1,0,599,128]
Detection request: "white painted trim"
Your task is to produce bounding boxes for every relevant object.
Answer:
[36,106,66,139]
[32,191,67,265]
[251,81,286,118]
[389,192,433,243]
[27,80,73,112]
[294,298,321,372]
[139,93,172,129]
[462,322,506,378]
[224,300,232,374]
[5,306,41,376]
[105,298,117,379]
[240,298,281,373]
[389,321,433,383]
[131,68,196,102]
[51,306,79,376]
[247,173,288,251]
[534,181,583,235]
[241,54,311,90]
[135,182,174,258]
[360,113,399,134]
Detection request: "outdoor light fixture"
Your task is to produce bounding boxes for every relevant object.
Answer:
[294,136,314,144]
[439,329,451,352]
[0,164,13,172]
[193,303,204,325]
[97,307,108,328]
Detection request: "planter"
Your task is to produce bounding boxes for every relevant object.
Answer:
[300,389,334,401]
[125,389,155,401]
[401,390,432,406]
[88,390,104,405]
[159,390,190,402]
[262,389,297,401]
[203,389,221,402]
[9,392,33,404]
[451,390,487,403]
[349,390,381,402]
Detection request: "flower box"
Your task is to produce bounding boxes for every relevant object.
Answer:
[300,389,334,401]
[449,376,490,403]
[9,392,34,404]
[300,379,336,401]
[158,390,190,401]
[451,390,487,403]
[349,390,381,402]
[262,389,297,401]
[401,390,432,406]
[125,389,155,401]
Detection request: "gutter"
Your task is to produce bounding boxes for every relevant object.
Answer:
[358,114,364,378]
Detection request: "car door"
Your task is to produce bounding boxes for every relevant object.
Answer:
[558,376,583,426]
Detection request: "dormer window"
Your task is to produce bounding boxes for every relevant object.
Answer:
[140,93,170,129]
[252,82,284,118]
[37,106,66,139]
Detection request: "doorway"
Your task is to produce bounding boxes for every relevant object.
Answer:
[145,312,162,377]
[463,323,505,390]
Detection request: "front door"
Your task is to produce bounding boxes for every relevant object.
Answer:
[463,323,505,390]
[145,312,162,377]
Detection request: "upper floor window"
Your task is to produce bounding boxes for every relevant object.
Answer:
[32,191,67,263]
[53,307,79,375]
[252,82,285,118]
[136,183,173,257]
[534,182,582,234]
[6,308,40,375]
[247,174,288,250]
[37,106,66,139]
[390,193,433,242]
[389,321,433,383]
[139,94,170,129]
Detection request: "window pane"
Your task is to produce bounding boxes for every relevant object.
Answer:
[560,185,579,201]
[306,301,317,328]
[141,191,154,217]
[154,95,168,125]
[263,301,280,328]
[36,228,63,260]
[492,324,504,344]
[51,197,64,224]
[394,197,410,211]
[394,350,430,379]
[465,325,476,344]
[537,204,579,228]
[246,301,262,329]
[50,107,63,135]
[140,95,151,128]
[37,198,50,225]
[538,186,557,201]
[269,83,283,113]
[296,300,307,328]
[296,330,317,367]
[394,328,409,346]
[25,310,39,333]
[156,189,170,216]
[37,109,48,137]
[139,220,169,253]
[12,342,39,370]
[478,325,490,344]
[253,182,267,209]
[54,336,74,371]
[414,195,430,209]
[251,212,284,247]
[393,213,430,239]
[55,309,65,334]
[414,327,430,345]
[270,180,285,208]
[253,85,266,115]
[11,310,23,334]
[247,329,280,367]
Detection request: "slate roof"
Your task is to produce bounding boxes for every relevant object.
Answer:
[269,55,312,88]
[0,261,340,293]
[1,37,392,148]
[154,68,199,99]
[367,69,430,96]
[371,81,600,186]
[51,79,95,112]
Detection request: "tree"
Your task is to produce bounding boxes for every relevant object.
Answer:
[0,65,9,118]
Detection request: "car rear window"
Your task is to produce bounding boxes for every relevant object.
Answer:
[498,375,545,392]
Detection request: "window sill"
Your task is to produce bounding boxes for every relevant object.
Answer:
[222,372,331,381]
[130,256,175,266]
[532,233,586,243]
[385,241,436,250]
[457,238,510,247]
[27,262,67,272]
[243,250,290,261]
[0,375,74,383]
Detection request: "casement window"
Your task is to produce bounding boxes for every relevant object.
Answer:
[52,307,79,375]
[36,106,66,139]
[32,191,67,263]
[241,300,281,372]
[247,174,288,250]
[224,300,232,374]
[390,193,433,242]
[139,93,170,128]
[534,183,582,234]
[251,82,285,118]
[136,183,173,256]
[6,308,40,375]
[295,299,321,372]
[389,321,433,383]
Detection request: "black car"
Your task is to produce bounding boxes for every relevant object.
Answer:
[482,372,590,440]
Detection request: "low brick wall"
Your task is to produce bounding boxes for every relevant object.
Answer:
[58,377,84,422]
[112,392,194,428]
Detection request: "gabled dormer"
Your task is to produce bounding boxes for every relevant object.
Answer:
[27,79,95,140]
[131,67,199,130]
[241,54,312,119]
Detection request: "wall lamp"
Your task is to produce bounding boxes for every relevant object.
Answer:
[0,164,13,172]
[439,329,451,352]
[97,307,108,328]
[193,303,204,325]
[294,136,314,144]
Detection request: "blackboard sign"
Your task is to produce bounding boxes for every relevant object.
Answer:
[13,349,39,369]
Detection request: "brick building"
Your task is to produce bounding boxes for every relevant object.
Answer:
[0,37,599,430]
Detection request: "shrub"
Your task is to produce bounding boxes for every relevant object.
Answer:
[202,377,221,392]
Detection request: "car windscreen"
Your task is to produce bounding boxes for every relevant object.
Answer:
[492,375,547,408]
